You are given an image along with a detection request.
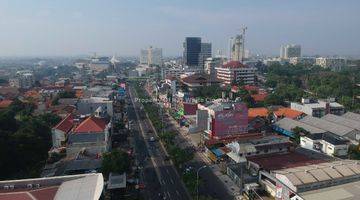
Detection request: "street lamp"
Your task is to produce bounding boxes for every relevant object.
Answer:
[196,165,207,200]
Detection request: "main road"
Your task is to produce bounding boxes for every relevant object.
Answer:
[128,85,191,200]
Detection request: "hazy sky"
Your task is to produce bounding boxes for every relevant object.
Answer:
[0,0,359,57]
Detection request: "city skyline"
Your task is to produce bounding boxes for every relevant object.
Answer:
[0,0,360,57]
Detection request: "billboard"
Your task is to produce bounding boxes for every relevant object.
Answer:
[212,103,248,139]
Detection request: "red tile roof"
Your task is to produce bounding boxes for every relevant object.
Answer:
[53,114,74,133]
[0,100,13,109]
[73,116,107,134]
[0,186,59,200]
[273,107,304,119]
[243,85,259,91]
[248,108,269,119]
[251,93,268,102]
[222,61,246,68]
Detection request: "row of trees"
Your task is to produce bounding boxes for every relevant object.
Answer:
[0,99,61,179]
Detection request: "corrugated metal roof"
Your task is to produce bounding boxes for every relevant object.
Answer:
[274,118,325,134]
[300,116,355,136]
[342,112,360,123]
[322,114,360,130]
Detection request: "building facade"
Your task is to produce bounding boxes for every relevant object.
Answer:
[204,57,222,81]
[280,44,301,59]
[140,46,163,66]
[215,61,257,85]
[316,57,346,71]
[198,43,212,68]
[183,37,201,66]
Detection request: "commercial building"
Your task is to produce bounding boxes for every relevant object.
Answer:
[322,114,360,131]
[183,37,201,66]
[215,61,257,85]
[289,57,316,66]
[199,101,248,139]
[77,97,113,117]
[300,132,349,157]
[290,98,345,118]
[140,46,163,66]
[0,173,103,200]
[280,44,301,59]
[273,117,326,138]
[162,66,203,79]
[259,160,360,200]
[204,57,222,81]
[198,43,212,68]
[180,73,220,92]
[300,116,360,144]
[316,57,346,71]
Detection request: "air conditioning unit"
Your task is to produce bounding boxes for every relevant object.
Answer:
[27,184,33,188]
[35,184,40,188]
[9,185,14,189]
[3,186,9,190]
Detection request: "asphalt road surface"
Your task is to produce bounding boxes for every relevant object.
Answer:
[128,86,191,200]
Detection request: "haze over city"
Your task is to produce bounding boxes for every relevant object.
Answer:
[1,0,360,57]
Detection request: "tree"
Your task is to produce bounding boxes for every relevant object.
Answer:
[58,90,76,98]
[101,150,130,177]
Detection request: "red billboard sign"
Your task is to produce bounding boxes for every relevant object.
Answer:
[212,103,248,139]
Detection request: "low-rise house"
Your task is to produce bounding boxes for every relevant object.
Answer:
[52,114,74,148]
[342,112,360,122]
[77,97,113,117]
[300,132,349,157]
[67,116,111,157]
[180,73,220,91]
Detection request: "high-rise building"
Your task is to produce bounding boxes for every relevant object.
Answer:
[183,37,201,66]
[230,28,247,62]
[198,43,212,68]
[140,46,163,66]
[280,44,301,59]
[204,57,222,81]
[215,61,257,85]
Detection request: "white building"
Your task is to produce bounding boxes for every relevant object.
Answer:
[289,57,316,66]
[215,61,257,85]
[316,57,346,71]
[140,46,163,66]
[290,98,345,118]
[300,132,349,157]
[89,56,110,73]
[204,57,223,81]
[280,44,301,59]
[162,66,203,79]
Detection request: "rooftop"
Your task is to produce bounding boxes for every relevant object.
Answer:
[274,118,325,134]
[247,152,326,171]
[274,160,360,187]
[221,61,246,68]
[248,108,269,119]
[0,173,103,200]
[73,116,108,134]
[322,114,360,130]
[273,107,304,119]
[342,112,360,122]
[0,100,13,109]
[300,116,356,137]
[53,114,74,133]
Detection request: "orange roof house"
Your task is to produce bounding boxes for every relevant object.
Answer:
[248,108,269,119]
[73,116,108,134]
[273,107,304,120]
[53,114,74,133]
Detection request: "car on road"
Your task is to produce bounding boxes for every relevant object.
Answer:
[149,136,156,142]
